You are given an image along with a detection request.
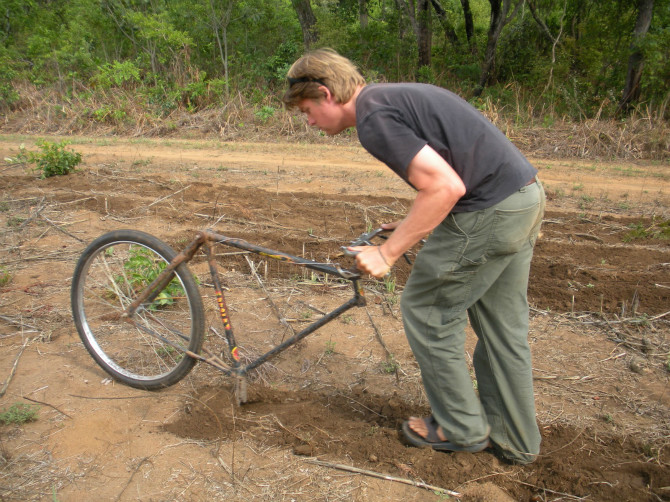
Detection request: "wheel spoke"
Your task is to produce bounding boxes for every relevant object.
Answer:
[71,231,204,389]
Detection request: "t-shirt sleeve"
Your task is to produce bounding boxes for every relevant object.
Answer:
[357,109,427,183]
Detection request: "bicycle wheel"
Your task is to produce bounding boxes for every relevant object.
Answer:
[71,230,205,389]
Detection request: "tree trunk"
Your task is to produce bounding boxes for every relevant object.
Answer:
[430,0,459,46]
[395,0,432,70]
[291,0,318,49]
[619,0,654,112]
[460,0,475,51]
[209,0,235,98]
[474,0,523,97]
[359,0,368,29]
[528,0,567,90]
[417,0,432,68]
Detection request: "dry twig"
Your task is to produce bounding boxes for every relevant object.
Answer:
[38,213,86,243]
[0,339,29,398]
[0,315,39,332]
[22,396,72,419]
[305,458,462,498]
[114,457,152,501]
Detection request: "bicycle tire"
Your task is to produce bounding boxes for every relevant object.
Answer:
[71,230,205,389]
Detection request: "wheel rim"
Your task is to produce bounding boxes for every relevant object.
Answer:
[75,241,196,382]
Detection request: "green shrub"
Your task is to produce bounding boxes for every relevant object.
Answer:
[3,144,29,165]
[92,60,141,89]
[255,105,276,123]
[623,219,670,242]
[111,246,194,309]
[28,140,82,178]
[0,53,19,109]
[0,403,39,425]
[0,267,11,287]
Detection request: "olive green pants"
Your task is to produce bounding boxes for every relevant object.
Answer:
[401,180,545,464]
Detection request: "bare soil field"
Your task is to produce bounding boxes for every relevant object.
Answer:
[0,136,668,501]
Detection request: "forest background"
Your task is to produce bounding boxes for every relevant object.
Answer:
[0,0,668,159]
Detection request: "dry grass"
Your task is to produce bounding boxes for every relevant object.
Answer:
[3,82,669,161]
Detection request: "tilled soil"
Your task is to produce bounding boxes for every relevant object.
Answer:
[0,137,668,501]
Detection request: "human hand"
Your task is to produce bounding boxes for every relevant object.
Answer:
[348,245,392,278]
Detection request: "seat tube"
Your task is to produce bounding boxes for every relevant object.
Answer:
[205,240,241,369]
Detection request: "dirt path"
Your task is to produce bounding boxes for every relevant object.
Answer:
[0,136,668,501]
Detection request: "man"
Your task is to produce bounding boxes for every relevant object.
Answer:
[282,49,545,464]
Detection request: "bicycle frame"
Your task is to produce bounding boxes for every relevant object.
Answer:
[124,228,367,382]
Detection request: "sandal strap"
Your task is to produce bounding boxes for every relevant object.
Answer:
[422,415,443,443]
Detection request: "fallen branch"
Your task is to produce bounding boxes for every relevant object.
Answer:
[114,457,152,502]
[304,458,462,498]
[0,340,29,398]
[16,199,46,230]
[649,309,670,321]
[365,307,392,359]
[574,233,604,243]
[0,315,39,332]
[69,393,159,400]
[143,185,191,210]
[533,374,595,381]
[38,213,85,243]
[512,480,588,500]
[365,307,400,382]
[22,396,72,419]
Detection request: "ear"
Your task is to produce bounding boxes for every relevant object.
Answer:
[318,85,334,102]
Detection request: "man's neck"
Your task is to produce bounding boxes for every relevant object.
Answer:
[342,85,365,128]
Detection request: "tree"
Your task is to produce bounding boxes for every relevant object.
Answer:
[208,0,235,97]
[395,0,432,70]
[429,0,460,46]
[359,0,368,29]
[417,0,432,68]
[460,0,475,51]
[527,0,567,90]
[619,0,655,112]
[291,0,318,49]
[475,0,524,96]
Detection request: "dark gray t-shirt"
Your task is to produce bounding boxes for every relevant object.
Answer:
[356,83,537,212]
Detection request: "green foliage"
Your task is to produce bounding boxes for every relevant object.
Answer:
[0,0,668,122]
[641,23,670,107]
[381,356,399,374]
[92,105,127,124]
[0,266,12,287]
[264,41,302,84]
[27,141,82,179]
[143,79,182,116]
[623,219,670,242]
[0,48,20,109]
[4,144,29,165]
[183,76,228,110]
[122,10,193,76]
[255,105,276,123]
[116,246,187,309]
[417,65,436,84]
[0,403,39,425]
[93,61,142,88]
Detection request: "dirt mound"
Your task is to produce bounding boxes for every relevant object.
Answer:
[164,384,669,501]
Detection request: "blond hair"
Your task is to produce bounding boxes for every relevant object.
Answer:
[282,48,365,109]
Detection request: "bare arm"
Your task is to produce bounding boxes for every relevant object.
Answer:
[352,144,466,277]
